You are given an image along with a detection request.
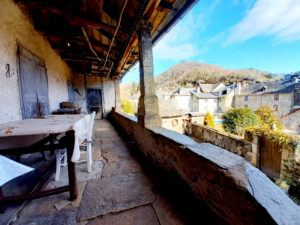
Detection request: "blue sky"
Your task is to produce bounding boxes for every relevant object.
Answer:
[122,0,300,83]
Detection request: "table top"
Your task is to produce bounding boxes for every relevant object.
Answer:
[0,114,89,137]
[0,115,91,162]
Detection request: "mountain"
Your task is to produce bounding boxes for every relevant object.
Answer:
[154,61,276,89]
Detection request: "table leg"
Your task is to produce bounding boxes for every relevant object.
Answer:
[0,187,6,213]
[66,131,78,201]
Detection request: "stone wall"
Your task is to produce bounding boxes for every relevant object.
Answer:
[281,142,300,189]
[0,0,73,123]
[234,93,293,117]
[73,74,115,118]
[161,116,187,134]
[190,123,256,165]
[110,111,300,225]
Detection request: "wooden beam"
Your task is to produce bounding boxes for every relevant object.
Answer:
[47,34,120,55]
[16,2,129,40]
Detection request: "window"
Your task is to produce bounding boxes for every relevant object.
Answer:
[274,93,279,101]
[244,104,248,108]
[273,105,278,111]
[244,96,248,101]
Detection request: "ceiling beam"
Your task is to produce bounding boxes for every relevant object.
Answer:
[16,2,129,40]
[48,34,120,55]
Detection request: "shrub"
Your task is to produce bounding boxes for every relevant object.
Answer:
[255,105,283,130]
[204,111,215,128]
[121,99,134,115]
[222,107,259,135]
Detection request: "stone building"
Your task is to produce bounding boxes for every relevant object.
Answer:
[233,81,298,117]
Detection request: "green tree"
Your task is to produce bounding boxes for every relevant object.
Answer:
[121,99,134,115]
[222,107,259,135]
[204,111,215,128]
[255,105,283,130]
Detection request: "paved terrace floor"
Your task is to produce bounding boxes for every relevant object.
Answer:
[9,120,216,225]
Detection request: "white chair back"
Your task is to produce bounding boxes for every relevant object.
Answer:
[87,111,96,142]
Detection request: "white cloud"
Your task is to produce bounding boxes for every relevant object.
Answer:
[153,0,220,61]
[226,0,300,45]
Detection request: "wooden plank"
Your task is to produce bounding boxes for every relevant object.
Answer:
[16,2,128,40]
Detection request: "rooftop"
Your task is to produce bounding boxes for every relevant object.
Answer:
[239,81,296,95]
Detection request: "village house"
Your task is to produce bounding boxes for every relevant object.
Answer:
[233,81,297,117]
[1,0,300,225]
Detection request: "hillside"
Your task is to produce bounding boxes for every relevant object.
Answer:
[121,61,281,96]
[154,61,274,89]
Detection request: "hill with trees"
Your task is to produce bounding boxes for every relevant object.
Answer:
[154,61,276,89]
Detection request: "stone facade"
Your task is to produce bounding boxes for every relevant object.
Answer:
[110,111,300,225]
[234,93,294,117]
[0,0,73,123]
[280,109,300,134]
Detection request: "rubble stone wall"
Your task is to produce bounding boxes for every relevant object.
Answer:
[281,142,300,188]
[190,123,256,165]
[110,111,300,225]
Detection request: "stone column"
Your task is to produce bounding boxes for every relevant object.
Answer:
[114,78,122,112]
[137,23,161,128]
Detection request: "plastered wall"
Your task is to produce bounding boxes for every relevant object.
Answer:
[0,0,72,123]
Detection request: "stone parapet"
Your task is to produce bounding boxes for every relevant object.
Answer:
[110,111,300,225]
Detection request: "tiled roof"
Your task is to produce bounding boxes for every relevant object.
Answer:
[240,81,295,95]
[199,84,221,93]
[191,92,218,99]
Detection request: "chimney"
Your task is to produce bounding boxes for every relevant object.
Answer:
[235,82,241,95]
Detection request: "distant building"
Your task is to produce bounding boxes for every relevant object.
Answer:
[233,81,298,117]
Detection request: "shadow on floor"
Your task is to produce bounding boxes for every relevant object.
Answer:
[110,119,223,225]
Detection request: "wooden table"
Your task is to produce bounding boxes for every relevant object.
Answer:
[0,114,90,211]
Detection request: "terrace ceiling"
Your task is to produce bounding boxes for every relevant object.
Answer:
[16,0,198,78]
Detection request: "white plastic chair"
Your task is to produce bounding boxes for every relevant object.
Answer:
[78,111,96,172]
[55,112,96,180]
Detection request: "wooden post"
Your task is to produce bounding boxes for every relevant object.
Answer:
[66,130,78,200]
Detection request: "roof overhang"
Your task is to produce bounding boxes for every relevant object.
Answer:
[16,0,199,79]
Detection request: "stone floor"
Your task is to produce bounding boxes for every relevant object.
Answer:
[8,119,216,225]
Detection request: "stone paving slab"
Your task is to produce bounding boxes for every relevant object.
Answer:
[14,209,77,225]
[86,205,160,225]
[77,174,155,221]
[19,182,86,218]
[102,159,143,178]
[46,160,104,188]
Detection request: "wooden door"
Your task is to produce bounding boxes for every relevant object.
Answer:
[19,46,49,119]
[87,88,102,119]
[259,136,282,178]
